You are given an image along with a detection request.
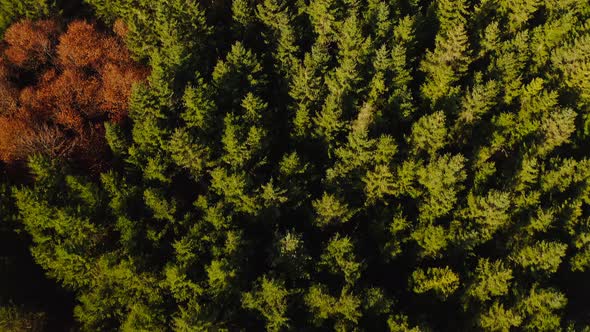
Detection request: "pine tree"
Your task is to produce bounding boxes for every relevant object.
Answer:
[516,286,567,331]
[319,234,362,285]
[411,266,460,299]
[313,193,354,227]
[417,154,466,221]
[257,0,300,77]
[420,23,471,106]
[510,241,568,274]
[497,0,542,32]
[409,111,447,158]
[242,276,291,332]
[478,302,522,332]
[466,258,513,302]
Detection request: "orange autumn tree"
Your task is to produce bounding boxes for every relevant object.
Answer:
[0,19,146,167]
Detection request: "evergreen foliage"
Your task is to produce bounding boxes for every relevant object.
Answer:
[4,0,590,330]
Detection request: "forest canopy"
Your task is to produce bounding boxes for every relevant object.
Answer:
[2,0,590,331]
[0,18,146,168]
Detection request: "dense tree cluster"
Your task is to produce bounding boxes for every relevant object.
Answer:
[4,0,590,331]
[0,18,146,167]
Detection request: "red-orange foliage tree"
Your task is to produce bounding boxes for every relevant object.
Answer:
[0,19,146,168]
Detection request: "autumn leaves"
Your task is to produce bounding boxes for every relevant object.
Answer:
[0,19,145,167]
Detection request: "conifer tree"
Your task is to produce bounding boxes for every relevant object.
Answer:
[8,0,590,330]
